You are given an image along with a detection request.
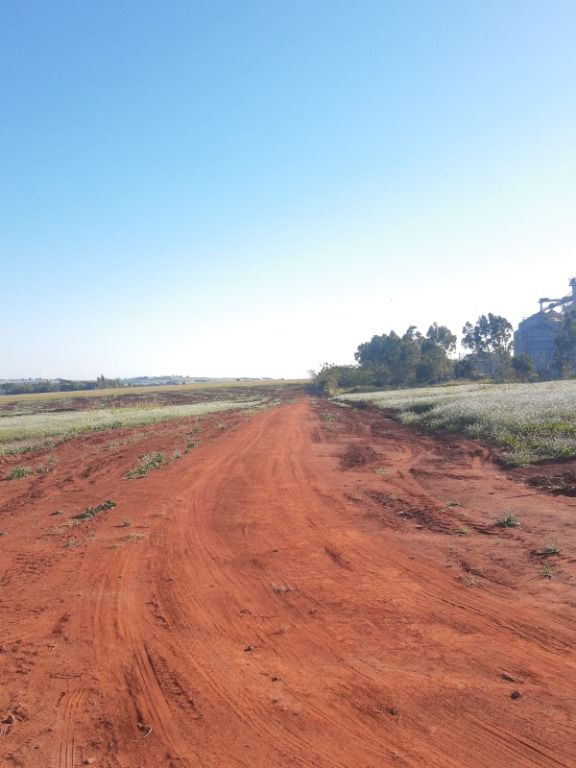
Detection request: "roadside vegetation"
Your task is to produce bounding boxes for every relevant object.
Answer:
[0,398,266,449]
[337,380,576,465]
[312,309,576,396]
[126,451,166,479]
[72,499,117,521]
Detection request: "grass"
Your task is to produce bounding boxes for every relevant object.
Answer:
[495,514,520,529]
[123,532,144,542]
[541,564,554,579]
[126,451,165,479]
[533,544,561,556]
[0,398,266,446]
[7,466,33,480]
[72,499,117,521]
[461,574,481,587]
[336,380,576,465]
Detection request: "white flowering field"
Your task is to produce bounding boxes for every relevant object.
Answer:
[336,381,576,465]
[0,398,265,448]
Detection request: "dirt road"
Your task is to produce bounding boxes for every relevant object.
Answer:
[1,399,575,767]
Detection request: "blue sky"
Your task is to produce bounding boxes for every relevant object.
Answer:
[1,1,575,378]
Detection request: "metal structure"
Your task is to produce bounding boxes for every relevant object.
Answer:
[514,277,576,375]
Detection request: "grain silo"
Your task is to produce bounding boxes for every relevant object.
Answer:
[514,278,575,375]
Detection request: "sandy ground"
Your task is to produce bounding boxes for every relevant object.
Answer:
[0,398,575,767]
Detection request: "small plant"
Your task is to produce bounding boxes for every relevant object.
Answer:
[541,564,554,579]
[125,451,165,479]
[184,440,199,453]
[540,544,560,556]
[64,538,79,549]
[461,574,481,587]
[72,499,116,521]
[446,501,461,508]
[0,531,6,537]
[272,583,295,594]
[123,533,144,542]
[495,514,520,529]
[50,510,63,516]
[171,449,181,461]
[119,520,132,528]
[7,466,32,480]
[374,467,389,477]
[456,527,470,536]
[35,457,57,474]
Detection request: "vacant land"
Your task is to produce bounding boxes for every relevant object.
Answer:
[1,390,575,767]
[338,379,576,465]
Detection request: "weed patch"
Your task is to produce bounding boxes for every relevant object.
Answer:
[126,451,165,479]
[72,499,117,522]
[272,583,295,594]
[541,564,554,579]
[495,514,520,529]
[123,533,144,542]
[7,466,32,480]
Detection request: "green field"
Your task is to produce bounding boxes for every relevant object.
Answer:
[337,380,576,465]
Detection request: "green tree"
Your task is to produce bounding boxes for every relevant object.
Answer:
[425,323,457,354]
[511,353,536,381]
[354,323,456,387]
[555,313,576,377]
[462,314,513,355]
[454,357,476,379]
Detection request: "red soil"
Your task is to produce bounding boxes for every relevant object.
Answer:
[1,399,575,767]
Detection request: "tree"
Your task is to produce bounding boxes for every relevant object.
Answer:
[355,329,420,386]
[95,374,121,389]
[510,353,536,381]
[425,323,457,354]
[311,364,374,396]
[354,323,456,387]
[555,313,576,377]
[462,314,513,355]
[454,357,476,379]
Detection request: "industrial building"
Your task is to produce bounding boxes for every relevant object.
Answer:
[514,278,575,376]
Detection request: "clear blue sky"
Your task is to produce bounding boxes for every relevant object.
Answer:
[1,1,575,378]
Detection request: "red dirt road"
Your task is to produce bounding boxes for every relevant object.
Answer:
[1,399,576,767]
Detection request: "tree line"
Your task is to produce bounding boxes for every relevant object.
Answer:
[0,375,121,396]
[312,311,573,395]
